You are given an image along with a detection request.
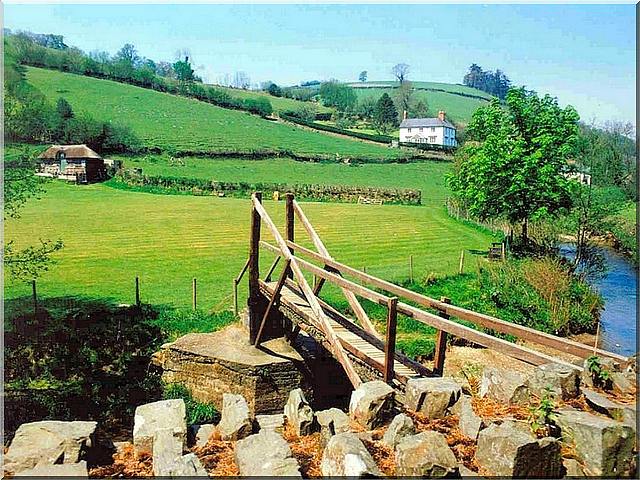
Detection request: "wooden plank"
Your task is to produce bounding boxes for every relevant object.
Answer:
[254,260,290,346]
[286,240,625,363]
[293,200,378,337]
[384,297,398,383]
[252,197,362,388]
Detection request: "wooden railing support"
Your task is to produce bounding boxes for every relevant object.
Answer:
[433,296,451,376]
[384,297,398,383]
[248,192,263,344]
[285,193,295,279]
[254,260,291,346]
[233,257,250,317]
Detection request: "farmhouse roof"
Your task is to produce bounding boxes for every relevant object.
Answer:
[38,144,102,160]
[400,118,456,129]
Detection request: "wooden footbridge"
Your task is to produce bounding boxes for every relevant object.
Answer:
[237,192,627,390]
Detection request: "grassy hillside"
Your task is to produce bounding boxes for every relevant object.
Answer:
[348,80,494,100]
[25,67,401,159]
[352,87,489,125]
[5,181,493,308]
[210,84,331,114]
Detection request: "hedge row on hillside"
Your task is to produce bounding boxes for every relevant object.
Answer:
[280,112,395,144]
[113,170,422,205]
[399,142,456,153]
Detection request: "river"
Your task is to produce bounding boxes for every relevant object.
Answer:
[559,244,637,356]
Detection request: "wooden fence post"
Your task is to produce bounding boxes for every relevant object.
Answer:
[285,193,295,278]
[384,297,398,383]
[458,250,465,275]
[192,278,197,311]
[248,192,263,344]
[135,276,140,307]
[409,255,414,283]
[233,278,238,317]
[433,296,451,376]
[32,279,38,316]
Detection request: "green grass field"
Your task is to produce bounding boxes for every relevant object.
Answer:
[25,67,401,159]
[351,87,489,125]
[348,80,494,100]
[209,84,332,114]
[5,179,493,310]
[117,155,451,202]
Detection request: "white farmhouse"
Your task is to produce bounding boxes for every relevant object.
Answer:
[399,111,457,147]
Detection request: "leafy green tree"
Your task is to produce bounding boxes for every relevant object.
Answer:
[173,59,195,83]
[267,83,282,97]
[356,96,377,120]
[359,70,367,82]
[319,81,357,112]
[448,87,580,244]
[374,93,398,134]
[410,99,429,118]
[394,81,413,119]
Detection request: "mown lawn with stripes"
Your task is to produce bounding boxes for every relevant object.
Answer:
[5,181,493,310]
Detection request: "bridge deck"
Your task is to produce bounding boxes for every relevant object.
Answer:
[261,281,425,384]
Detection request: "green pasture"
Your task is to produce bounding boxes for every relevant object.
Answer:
[209,84,331,114]
[349,80,494,100]
[116,155,451,204]
[25,67,400,159]
[5,181,493,311]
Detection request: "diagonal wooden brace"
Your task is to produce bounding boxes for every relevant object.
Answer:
[254,259,291,347]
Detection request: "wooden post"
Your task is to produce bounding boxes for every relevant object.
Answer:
[32,279,38,316]
[501,242,506,261]
[458,250,465,275]
[135,276,140,306]
[384,297,398,383]
[233,279,238,317]
[433,296,451,376]
[285,193,295,275]
[192,278,197,311]
[248,192,263,344]
[409,255,414,283]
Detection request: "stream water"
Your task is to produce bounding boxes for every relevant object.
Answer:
[559,244,637,356]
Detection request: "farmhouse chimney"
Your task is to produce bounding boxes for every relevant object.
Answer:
[438,110,446,121]
[403,110,408,120]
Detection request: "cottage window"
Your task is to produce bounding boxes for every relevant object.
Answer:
[429,136,437,143]
[419,127,423,132]
[408,128,412,132]
[431,127,435,132]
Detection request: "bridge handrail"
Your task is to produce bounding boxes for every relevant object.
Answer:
[284,239,627,365]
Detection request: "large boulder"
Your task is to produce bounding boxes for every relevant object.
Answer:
[15,461,88,477]
[529,363,580,400]
[4,420,97,474]
[320,432,382,477]
[235,431,301,477]
[404,377,462,419]
[555,408,635,477]
[152,428,185,477]
[133,399,186,455]
[348,381,395,429]
[479,367,530,404]
[381,413,415,449]
[316,408,350,447]
[218,393,254,441]
[171,453,209,476]
[582,388,628,422]
[451,394,484,440]
[611,371,637,395]
[284,388,317,436]
[476,420,562,477]
[256,413,285,433]
[563,458,585,477]
[395,431,459,477]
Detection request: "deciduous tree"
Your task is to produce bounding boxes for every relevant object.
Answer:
[392,63,409,84]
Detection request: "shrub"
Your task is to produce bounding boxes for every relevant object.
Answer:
[243,97,273,117]
[163,383,219,425]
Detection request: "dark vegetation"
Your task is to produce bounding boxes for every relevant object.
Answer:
[463,63,511,100]
[3,295,234,443]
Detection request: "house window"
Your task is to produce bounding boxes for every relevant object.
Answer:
[419,127,423,132]
[429,136,437,143]
[408,128,412,133]
[431,127,435,132]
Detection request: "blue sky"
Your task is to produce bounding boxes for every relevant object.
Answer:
[4,3,636,124]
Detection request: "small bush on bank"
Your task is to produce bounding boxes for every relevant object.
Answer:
[163,383,219,425]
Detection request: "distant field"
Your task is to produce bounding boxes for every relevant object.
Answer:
[5,181,493,309]
[352,87,489,125]
[209,84,331,114]
[25,67,401,160]
[118,155,451,205]
[349,80,494,100]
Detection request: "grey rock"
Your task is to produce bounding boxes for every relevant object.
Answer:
[4,420,97,474]
[555,408,635,477]
[563,458,585,477]
[348,380,395,429]
[189,424,215,448]
[15,460,88,477]
[316,408,350,447]
[611,371,637,395]
[479,367,530,404]
[451,394,484,440]
[458,463,477,477]
[582,388,627,422]
[381,413,415,448]
[395,431,459,477]
[256,413,285,432]
[171,453,209,476]
[218,393,254,441]
[405,377,462,419]
[476,420,562,477]
[622,406,637,429]
[530,363,581,400]
[153,428,184,477]
[235,431,301,477]
[320,432,382,477]
[284,388,317,436]
[133,399,186,455]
